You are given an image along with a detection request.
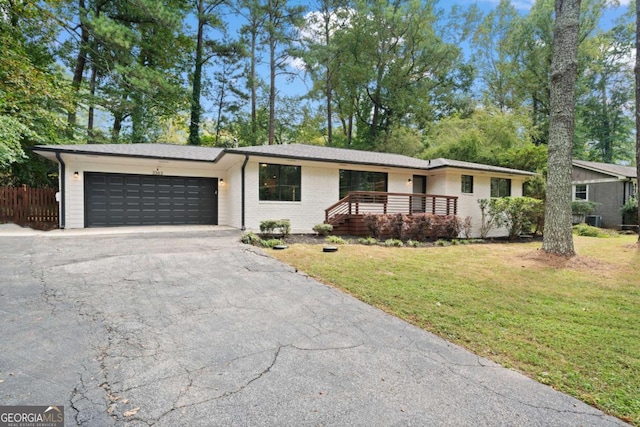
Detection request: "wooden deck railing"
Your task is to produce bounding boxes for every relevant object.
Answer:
[0,186,58,229]
[325,191,458,224]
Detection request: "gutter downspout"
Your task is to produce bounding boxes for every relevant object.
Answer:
[55,152,66,229]
[241,154,249,230]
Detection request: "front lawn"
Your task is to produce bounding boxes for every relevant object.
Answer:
[270,235,640,425]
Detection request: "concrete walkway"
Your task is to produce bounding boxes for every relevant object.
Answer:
[0,229,627,426]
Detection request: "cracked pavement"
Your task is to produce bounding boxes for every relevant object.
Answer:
[0,229,627,426]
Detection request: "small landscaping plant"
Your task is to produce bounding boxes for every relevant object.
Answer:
[620,197,638,226]
[383,238,403,247]
[312,223,333,236]
[240,232,261,246]
[571,200,598,216]
[461,216,473,239]
[358,237,379,245]
[260,238,285,248]
[572,224,617,238]
[325,235,348,245]
[259,219,291,237]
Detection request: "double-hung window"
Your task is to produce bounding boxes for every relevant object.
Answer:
[574,184,588,200]
[461,175,474,194]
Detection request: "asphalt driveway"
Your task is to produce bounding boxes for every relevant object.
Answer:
[0,229,627,426]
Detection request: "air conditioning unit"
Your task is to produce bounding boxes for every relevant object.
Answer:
[586,215,602,228]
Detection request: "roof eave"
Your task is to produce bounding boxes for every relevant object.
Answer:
[427,164,537,176]
[228,149,426,171]
[32,146,220,164]
[572,162,635,180]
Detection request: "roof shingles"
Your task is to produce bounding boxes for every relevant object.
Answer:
[34,143,535,175]
[228,144,534,175]
[34,143,224,162]
[573,159,636,179]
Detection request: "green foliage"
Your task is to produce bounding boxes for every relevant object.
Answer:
[312,223,333,236]
[523,175,547,199]
[406,239,420,247]
[493,197,543,239]
[328,0,466,146]
[574,19,635,163]
[572,224,616,238]
[260,238,285,248]
[571,200,598,215]
[243,232,292,250]
[471,0,520,111]
[478,197,543,239]
[0,6,73,186]
[357,237,379,245]
[620,197,638,225]
[259,219,291,237]
[0,116,28,168]
[421,108,545,172]
[383,239,404,247]
[325,235,347,245]
[240,231,262,246]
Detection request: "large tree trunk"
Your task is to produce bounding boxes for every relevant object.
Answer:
[250,28,258,145]
[636,0,640,242]
[268,31,276,145]
[542,0,581,256]
[67,0,89,137]
[323,6,333,146]
[87,63,97,143]
[112,113,123,143]
[215,77,226,146]
[188,0,205,146]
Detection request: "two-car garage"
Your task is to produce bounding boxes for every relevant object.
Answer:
[32,143,229,229]
[84,172,218,227]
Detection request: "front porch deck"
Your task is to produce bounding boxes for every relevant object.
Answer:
[325,191,458,236]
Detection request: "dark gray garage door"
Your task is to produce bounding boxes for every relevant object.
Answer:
[85,172,218,227]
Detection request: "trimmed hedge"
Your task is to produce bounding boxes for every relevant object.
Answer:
[363,213,461,241]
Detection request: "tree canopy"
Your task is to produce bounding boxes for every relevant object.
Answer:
[0,0,636,186]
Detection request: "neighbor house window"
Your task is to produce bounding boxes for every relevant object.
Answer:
[490,177,511,197]
[461,175,474,194]
[339,170,388,198]
[574,184,588,200]
[259,163,301,201]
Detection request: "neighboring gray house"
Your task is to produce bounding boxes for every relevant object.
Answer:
[572,160,637,228]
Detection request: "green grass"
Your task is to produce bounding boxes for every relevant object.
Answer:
[271,236,640,425]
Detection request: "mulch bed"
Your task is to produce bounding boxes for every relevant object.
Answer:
[279,234,544,246]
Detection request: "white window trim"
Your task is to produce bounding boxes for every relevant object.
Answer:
[573,184,589,201]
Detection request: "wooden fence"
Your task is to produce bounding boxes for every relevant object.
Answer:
[0,186,59,230]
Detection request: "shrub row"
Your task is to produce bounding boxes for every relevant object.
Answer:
[363,213,461,241]
[259,219,290,237]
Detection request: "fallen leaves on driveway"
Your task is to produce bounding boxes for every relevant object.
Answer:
[124,407,140,417]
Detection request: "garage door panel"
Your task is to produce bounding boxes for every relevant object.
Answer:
[85,172,217,227]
